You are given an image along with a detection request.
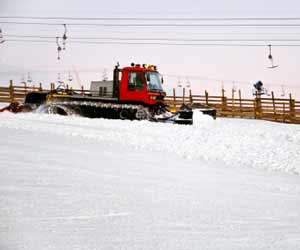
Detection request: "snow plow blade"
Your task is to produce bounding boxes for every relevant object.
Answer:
[155,104,193,125]
[167,109,193,125]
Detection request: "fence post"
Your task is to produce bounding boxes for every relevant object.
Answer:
[271,91,277,121]
[205,90,208,106]
[189,89,193,105]
[254,91,262,119]
[289,94,295,123]
[51,83,56,91]
[283,103,286,123]
[182,87,185,104]
[24,82,27,94]
[50,83,55,91]
[221,88,227,117]
[172,88,176,109]
[9,80,14,103]
[39,83,42,91]
[173,88,176,102]
[238,89,242,117]
[231,88,235,117]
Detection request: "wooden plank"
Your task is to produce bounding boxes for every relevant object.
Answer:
[13,85,40,89]
[0,97,10,103]
[226,101,254,105]
[12,93,26,98]
[191,95,206,98]
[0,87,10,92]
[260,98,291,101]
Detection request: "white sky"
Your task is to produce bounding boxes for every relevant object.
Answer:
[1,0,300,98]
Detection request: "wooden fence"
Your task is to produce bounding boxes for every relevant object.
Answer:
[164,89,300,124]
[0,80,42,103]
[1,81,300,124]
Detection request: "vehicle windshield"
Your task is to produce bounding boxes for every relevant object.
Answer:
[145,71,163,92]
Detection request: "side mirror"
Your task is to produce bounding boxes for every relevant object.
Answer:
[161,76,164,84]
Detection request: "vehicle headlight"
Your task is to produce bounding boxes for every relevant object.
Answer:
[149,95,157,100]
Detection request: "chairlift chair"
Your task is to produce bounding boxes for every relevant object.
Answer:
[185,77,191,88]
[177,77,182,88]
[267,45,279,69]
[27,73,33,84]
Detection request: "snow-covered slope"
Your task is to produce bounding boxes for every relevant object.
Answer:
[0,111,300,250]
[1,110,299,174]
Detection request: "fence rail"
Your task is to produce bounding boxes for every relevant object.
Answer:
[0,81,299,124]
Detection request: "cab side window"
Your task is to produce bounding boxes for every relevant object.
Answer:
[128,72,144,91]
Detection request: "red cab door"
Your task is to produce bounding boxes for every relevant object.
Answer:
[119,69,147,102]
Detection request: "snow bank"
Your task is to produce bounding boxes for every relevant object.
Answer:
[193,108,215,124]
[0,112,299,175]
[0,102,9,109]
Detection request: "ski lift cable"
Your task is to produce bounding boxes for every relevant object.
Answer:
[3,16,300,21]
[3,21,300,27]
[6,38,300,47]
[7,34,300,42]
[8,31,300,37]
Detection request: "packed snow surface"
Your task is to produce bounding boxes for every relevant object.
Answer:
[0,110,300,250]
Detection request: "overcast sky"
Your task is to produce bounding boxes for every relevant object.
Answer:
[1,0,300,98]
